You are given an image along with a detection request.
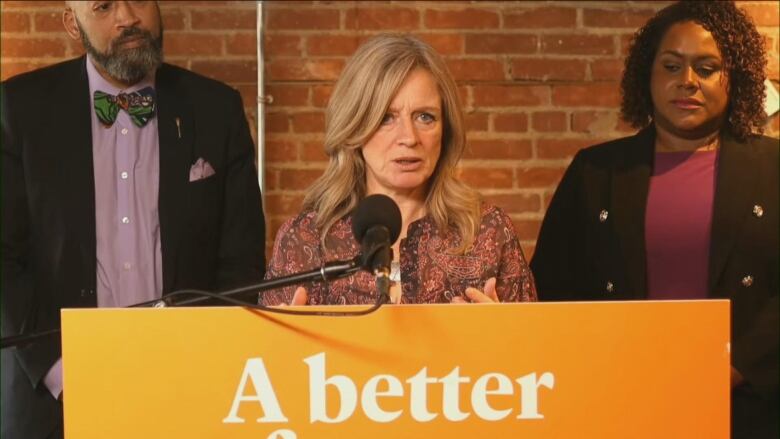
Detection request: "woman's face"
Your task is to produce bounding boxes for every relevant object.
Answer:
[650,21,729,139]
[362,68,443,199]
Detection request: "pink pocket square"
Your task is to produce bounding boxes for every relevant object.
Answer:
[189,158,215,182]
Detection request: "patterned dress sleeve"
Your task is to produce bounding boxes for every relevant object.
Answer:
[260,212,322,306]
[490,207,538,302]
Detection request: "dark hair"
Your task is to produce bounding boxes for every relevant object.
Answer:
[620,1,767,141]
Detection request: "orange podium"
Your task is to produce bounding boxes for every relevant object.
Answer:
[61,301,729,438]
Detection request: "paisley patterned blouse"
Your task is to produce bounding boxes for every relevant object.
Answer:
[261,204,537,305]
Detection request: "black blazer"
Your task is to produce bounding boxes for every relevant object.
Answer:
[1,57,266,439]
[531,126,778,438]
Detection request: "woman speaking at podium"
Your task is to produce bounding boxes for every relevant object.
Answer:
[261,34,537,307]
[531,2,778,438]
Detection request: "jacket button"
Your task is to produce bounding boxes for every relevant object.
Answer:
[741,275,754,287]
[752,205,764,218]
[599,209,609,223]
[606,281,614,293]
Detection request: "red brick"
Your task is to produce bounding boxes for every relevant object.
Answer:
[510,58,586,81]
[301,141,328,162]
[264,34,302,57]
[307,35,360,57]
[571,111,619,134]
[266,59,344,81]
[312,85,333,108]
[417,33,464,56]
[0,61,46,81]
[741,3,780,27]
[583,8,656,28]
[235,84,258,108]
[512,219,542,241]
[32,11,60,32]
[483,193,541,214]
[446,58,504,81]
[192,9,255,30]
[516,166,566,188]
[620,34,635,56]
[537,138,598,160]
[541,35,615,56]
[465,112,489,131]
[165,33,222,56]
[425,8,499,29]
[0,1,61,7]
[160,9,185,31]
[264,194,305,216]
[266,112,289,133]
[523,243,535,261]
[265,140,297,163]
[226,33,257,56]
[493,113,529,132]
[532,111,567,132]
[279,168,324,190]
[266,8,339,30]
[504,6,577,29]
[473,85,549,107]
[459,166,514,188]
[2,11,30,33]
[591,59,624,81]
[291,112,325,133]
[264,84,307,107]
[191,60,256,83]
[552,84,621,107]
[0,37,66,58]
[465,140,533,160]
[345,7,420,30]
[464,34,536,54]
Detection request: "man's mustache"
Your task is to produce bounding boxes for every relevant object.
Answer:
[110,27,156,51]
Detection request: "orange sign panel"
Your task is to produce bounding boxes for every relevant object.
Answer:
[61,301,729,438]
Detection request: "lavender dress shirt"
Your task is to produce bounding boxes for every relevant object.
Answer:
[44,56,164,397]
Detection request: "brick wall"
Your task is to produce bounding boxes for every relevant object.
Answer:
[2,1,779,258]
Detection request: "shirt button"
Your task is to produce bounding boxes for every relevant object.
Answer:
[599,209,609,223]
[741,275,754,287]
[120,171,129,179]
[606,281,614,293]
[752,205,764,218]
[121,128,128,135]
[123,262,132,270]
[121,216,130,224]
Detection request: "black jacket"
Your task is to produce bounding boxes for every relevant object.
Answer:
[1,57,266,439]
[531,127,778,438]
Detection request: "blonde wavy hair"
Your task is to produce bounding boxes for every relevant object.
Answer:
[303,34,481,254]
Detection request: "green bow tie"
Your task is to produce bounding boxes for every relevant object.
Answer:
[93,87,156,127]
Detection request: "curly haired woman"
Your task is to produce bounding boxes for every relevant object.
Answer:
[531,2,777,437]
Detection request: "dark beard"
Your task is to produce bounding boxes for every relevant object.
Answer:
[77,19,164,85]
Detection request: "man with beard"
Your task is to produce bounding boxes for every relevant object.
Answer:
[0,2,266,437]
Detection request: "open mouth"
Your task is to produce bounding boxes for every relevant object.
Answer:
[392,157,423,169]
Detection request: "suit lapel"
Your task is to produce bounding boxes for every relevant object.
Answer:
[155,64,195,293]
[55,57,96,286]
[609,128,654,297]
[707,135,757,296]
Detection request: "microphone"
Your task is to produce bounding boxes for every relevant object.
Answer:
[351,194,402,301]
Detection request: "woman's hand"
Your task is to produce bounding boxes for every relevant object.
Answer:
[452,277,499,303]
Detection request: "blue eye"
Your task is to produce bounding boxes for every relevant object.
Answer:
[418,113,436,123]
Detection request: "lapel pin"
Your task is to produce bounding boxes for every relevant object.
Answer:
[175,117,182,139]
[752,204,764,218]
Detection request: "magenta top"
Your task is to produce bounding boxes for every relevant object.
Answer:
[645,150,718,300]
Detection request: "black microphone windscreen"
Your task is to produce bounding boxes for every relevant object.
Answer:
[351,194,402,244]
